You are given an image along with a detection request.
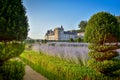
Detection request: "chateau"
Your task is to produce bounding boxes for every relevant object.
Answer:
[45,26,84,40]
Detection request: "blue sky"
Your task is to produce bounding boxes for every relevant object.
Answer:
[23,0,120,39]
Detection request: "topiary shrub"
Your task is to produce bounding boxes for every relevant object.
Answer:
[88,44,119,52]
[84,12,120,44]
[0,42,25,63]
[0,0,29,41]
[0,0,29,79]
[88,50,119,61]
[88,59,120,74]
[0,60,25,80]
[84,12,120,76]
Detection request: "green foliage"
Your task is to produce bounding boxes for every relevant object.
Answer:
[78,21,87,32]
[21,50,120,80]
[88,44,119,61]
[69,38,74,42]
[88,59,120,74]
[116,16,120,24]
[89,51,119,61]
[0,0,28,79]
[87,44,120,75]
[88,44,119,51]
[0,0,29,41]
[25,40,35,44]
[84,12,120,44]
[0,42,25,63]
[85,12,120,77]
[75,37,82,42]
[0,60,25,80]
[42,39,47,43]
[20,50,95,80]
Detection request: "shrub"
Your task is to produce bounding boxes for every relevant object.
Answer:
[84,12,120,76]
[88,50,119,61]
[0,0,28,62]
[88,44,119,51]
[84,12,120,44]
[75,38,82,42]
[0,0,28,79]
[88,59,120,74]
[0,60,25,80]
[69,38,74,42]
[0,0,29,41]
[0,42,25,63]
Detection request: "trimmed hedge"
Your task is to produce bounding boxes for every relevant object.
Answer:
[0,0,29,41]
[88,59,120,74]
[0,60,25,80]
[85,12,120,76]
[84,12,120,43]
[88,44,119,52]
[0,42,25,63]
[88,50,118,61]
[87,43,120,75]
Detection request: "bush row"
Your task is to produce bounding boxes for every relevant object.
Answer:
[0,60,25,80]
[20,50,120,80]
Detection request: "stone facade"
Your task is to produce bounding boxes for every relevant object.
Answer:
[45,26,78,40]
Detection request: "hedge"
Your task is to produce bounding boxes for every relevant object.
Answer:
[0,60,25,80]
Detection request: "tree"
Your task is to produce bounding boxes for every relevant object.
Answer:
[0,0,29,79]
[84,12,120,77]
[76,38,82,42]
[0,0,29,41]
[0,0,29,61]
[69,38,74,42]
[78,21,87,32]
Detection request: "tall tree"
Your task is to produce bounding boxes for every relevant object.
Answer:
[0,0,29,79]
[0,0,29,41]
[78,20,87,32]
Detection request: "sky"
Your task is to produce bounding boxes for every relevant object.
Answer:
[22,0,120,39]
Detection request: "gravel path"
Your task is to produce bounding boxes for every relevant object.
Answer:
[23,65,48,80]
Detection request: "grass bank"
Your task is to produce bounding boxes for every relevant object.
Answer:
[20,50,120,80]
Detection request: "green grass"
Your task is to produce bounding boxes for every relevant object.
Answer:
[20,50,120,80]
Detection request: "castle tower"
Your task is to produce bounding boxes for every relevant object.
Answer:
[54,25,64,40]
[54,28,59,40]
